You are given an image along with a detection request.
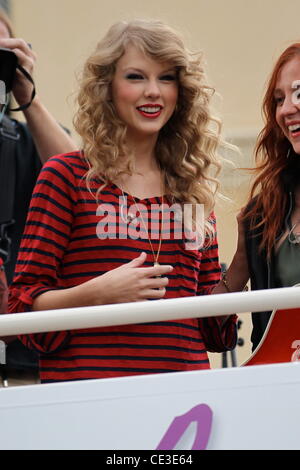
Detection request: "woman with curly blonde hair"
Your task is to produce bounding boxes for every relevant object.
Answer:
[9,19,237,383]
[75,20,221,226]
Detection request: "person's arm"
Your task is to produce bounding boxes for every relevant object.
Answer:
[22,97,77,164]
[197,213,238,352]
[0,261,16,342]
[32,253,173,311]
[8,156,173,353]
[0,37,77,163]
[199,211,250,353]
[8,156,77,353]
[212,210,250,294]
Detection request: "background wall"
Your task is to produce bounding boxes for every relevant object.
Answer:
[12,0,300,135]
[10,0,300,366]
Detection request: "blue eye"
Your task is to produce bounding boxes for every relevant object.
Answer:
[126,73,144,80]
[160,74,177,81]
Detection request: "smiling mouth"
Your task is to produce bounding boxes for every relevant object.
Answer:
[289,124,300,136]
[136,105,163,118]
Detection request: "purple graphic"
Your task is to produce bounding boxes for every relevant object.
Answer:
[156,404,213,450]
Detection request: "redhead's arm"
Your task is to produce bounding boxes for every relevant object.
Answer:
[212,211,250,294]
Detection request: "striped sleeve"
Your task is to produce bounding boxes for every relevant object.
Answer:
[8,155,77,354]
[0,258,8,315]
[198,213,238,352]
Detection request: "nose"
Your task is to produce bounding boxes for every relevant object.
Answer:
[144,78,161,99]
[280,96,299,117]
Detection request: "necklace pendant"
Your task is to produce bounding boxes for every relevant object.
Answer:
[288,227,300,245]
[127,212,136,223]
[120,204,136,224]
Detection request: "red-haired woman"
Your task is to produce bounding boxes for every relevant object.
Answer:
[214,43,300,351]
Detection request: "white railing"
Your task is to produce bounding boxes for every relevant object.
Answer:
[1,287,300,336]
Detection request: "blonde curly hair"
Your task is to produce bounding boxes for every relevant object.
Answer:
[74,19,223,229]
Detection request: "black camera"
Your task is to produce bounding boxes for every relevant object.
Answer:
[0,48,17,94]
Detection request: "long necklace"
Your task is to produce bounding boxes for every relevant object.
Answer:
[121,177,165,267]
[130,193,164,267]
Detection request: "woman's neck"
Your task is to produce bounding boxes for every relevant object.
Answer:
[115,133,165,199]
[126,133,159,174]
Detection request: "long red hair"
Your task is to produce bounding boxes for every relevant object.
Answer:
[245,43,300,257]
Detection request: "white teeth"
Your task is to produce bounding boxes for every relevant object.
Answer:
[138,106,161,113]
[288,124,300,132]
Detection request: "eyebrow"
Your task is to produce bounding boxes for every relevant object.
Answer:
[274,83,300,94]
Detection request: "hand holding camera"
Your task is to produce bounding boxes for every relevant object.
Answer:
[0,37,36,109]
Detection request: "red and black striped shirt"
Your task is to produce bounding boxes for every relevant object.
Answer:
[9,152,237,383]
